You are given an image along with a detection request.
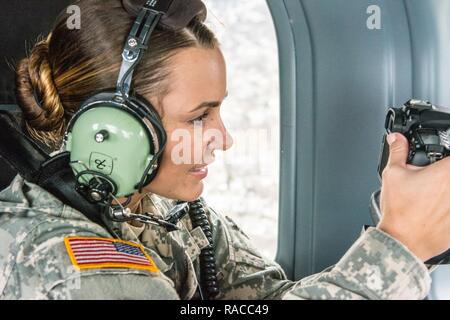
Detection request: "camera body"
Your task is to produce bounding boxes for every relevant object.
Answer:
[378,99,450,177]
[376,99,450,264]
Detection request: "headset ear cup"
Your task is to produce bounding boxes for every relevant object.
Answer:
[65,92,164,197]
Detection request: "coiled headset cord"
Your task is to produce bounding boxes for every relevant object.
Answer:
[107,196,220,299]
[185,199,220,299]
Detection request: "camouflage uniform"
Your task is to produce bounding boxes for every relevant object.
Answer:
[0,175,430,299]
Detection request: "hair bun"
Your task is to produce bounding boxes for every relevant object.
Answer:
[122,0,206,30]
[15,34,65,147]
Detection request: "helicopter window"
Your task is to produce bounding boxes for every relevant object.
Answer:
[202,0,280,259]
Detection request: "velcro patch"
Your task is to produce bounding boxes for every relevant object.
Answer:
[64,237,159,273]
[190,226,210,250]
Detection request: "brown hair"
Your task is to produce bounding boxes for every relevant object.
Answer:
[15,0,218,149]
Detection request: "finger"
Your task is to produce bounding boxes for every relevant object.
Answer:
[386,133,409,168]
[406,164,424,171]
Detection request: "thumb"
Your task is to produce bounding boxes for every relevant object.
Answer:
[386,133,409,168]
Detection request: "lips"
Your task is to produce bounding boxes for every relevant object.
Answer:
[188,165,208,179]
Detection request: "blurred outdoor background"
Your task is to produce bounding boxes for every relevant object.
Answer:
[202,0,280,259]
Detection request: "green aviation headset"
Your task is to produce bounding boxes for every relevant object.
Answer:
[63,0,207,204]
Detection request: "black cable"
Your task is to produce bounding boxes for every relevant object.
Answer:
[186,199,220,299]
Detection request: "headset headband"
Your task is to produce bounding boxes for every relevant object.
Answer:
[122,0,207,29]
[117,1,169,98]
[118,0,207,98]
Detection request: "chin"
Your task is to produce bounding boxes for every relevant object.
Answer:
[178,182,204,202]
[144,177,205,201]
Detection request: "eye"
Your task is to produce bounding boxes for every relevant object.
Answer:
[189,111,209,125]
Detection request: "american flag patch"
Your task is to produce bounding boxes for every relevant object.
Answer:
[64,237,159,273]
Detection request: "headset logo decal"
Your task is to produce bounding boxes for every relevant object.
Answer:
[95,159,107,170]
[89,152,113,175]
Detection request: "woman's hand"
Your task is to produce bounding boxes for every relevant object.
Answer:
[379,132,450,261]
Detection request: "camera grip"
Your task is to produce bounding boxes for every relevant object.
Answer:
[377,134,389,179]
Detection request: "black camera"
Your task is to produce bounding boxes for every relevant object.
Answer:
[378,99,450,177]
[374,99,450,264]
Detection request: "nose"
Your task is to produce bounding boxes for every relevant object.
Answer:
[223,127,234,151]
[208,119,233,152]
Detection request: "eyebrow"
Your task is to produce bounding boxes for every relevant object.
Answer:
[189,91,228,113]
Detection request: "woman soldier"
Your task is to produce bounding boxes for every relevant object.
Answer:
[1,0,449,299]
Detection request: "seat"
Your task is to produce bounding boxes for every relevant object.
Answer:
[0,0,73,187]
[0,107,48,189]
[0,0,73,104]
